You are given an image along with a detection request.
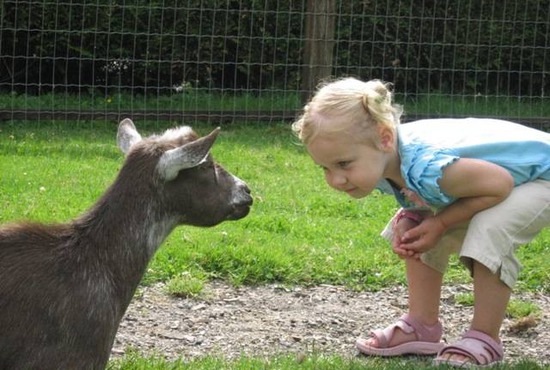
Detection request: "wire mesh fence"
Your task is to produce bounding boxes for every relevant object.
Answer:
[0,0,548,128]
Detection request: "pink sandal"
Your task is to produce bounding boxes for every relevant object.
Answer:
[355,314,445,356]
[433,330,504,367]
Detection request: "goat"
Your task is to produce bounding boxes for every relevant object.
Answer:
[0,119,253,370]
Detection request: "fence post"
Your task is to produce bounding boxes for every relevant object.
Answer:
[301,0,336,103]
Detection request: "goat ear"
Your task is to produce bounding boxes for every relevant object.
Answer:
[157,127,221,181]
[117,118,143,154]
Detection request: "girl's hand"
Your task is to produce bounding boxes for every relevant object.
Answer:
[391,217,423,259]
[398,216,446,253]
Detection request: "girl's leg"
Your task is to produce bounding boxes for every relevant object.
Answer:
[366,257,443,347]
[407,257,444,326]
[436,261,511,363]
[471,261,511,340]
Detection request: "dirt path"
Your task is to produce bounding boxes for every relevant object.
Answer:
[111,282,550,365]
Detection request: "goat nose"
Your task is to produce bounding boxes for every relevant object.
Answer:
[242,186,253,204]
[234,176,251,193]
[234,180,252,203]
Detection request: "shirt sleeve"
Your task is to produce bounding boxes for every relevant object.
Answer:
[400,144,460,208]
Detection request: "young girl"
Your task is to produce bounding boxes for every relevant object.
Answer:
[291,77,550,367]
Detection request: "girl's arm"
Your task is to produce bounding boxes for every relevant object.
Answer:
[399,158,514,253]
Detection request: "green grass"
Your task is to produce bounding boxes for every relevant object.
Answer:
[165,271,207,299]
[0,120,408,291]
[1,120,549,369]
[455,293,542,320]
[2,91,550,120]
[0,91,303,112]
[397,93,550,119]
[107,351,547,370]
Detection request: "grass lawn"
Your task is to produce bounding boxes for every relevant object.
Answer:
[1,119,549,369]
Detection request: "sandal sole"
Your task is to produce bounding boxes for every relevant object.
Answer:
[356,337,445,356]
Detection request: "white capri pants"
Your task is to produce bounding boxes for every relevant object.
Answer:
[382,180,550,289]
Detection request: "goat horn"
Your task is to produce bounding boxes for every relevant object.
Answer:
[157,127,221,181]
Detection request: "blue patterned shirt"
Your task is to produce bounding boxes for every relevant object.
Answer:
[377,118,550,209]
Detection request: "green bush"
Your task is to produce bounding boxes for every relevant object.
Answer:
[1,1,547,97]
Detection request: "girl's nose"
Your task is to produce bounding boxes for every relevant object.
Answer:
[326,171,347,189]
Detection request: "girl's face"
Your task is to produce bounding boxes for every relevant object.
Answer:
[306,131,390,199]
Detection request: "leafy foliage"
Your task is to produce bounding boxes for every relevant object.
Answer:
[0,0,547,97]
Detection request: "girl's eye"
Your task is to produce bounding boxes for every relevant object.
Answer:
[338,161,350,169]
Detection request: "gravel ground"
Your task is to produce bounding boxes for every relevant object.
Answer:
[111,282,550,365]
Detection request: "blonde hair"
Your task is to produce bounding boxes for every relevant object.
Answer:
[291,77,402,146]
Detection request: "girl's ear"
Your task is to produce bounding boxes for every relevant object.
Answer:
[377,126,395,151]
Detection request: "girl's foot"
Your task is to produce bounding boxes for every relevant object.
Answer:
[356,314,445,356]
[433,330,503,368]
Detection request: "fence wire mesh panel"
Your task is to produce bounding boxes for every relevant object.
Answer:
[0,0,548,127]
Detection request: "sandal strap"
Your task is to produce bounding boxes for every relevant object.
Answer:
[438,329,504,365]
[371,314,442,348]
[463,330,504,361]
[400,314,443,342]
